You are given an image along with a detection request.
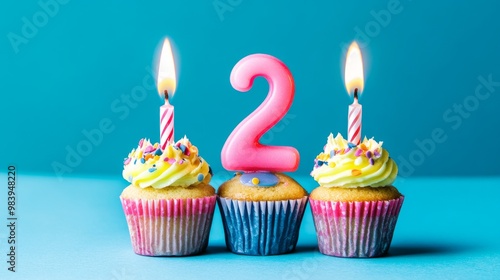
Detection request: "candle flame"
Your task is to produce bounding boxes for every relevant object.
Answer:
[157,38,177,98]
[344,41,364,95]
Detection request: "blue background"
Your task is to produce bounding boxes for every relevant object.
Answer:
[2,0,500,179]
[1,2,500,279]
[1,175,500,279]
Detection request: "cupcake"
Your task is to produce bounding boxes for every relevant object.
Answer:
[310,133,403,258]
[120,137,216,256]
[217,172,308,256]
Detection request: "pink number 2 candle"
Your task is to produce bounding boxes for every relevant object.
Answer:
[221,54,299,172]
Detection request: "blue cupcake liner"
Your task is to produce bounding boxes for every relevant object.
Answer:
[217,196,308,256]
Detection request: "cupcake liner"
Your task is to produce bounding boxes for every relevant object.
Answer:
[218,196,308,256]
[120,195,216,256]
[310,196,404,258]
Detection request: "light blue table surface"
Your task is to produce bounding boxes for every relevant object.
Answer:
[0,174,499,280]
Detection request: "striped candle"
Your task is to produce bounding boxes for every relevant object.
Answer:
[160,97,174,150]
[348,90,362,145]
[344,42,364,145]
[156,38,177,150]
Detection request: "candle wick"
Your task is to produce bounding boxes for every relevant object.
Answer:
[164,90,171,105]
[353,88,358,101]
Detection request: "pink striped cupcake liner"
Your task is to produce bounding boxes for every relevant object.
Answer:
[120,195,216,256]
[310,196,404,258]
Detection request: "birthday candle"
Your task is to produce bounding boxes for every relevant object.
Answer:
[344,42,364,145]
[156,39,177,150]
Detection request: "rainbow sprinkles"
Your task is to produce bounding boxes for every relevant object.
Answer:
[123,137,212,189]
[311,133,397,188]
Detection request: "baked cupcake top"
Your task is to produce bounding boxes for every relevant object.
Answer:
[311,133,397,188]
[123,137,212,189]
[218,173,307,201]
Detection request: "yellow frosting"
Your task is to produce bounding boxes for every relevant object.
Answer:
[122,137,212,189]
[311,133,397,188]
